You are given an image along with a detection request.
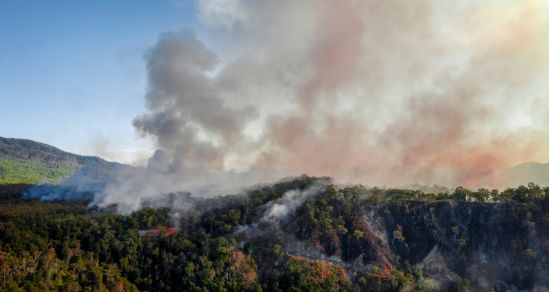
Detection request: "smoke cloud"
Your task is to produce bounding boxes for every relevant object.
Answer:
[263,186,320,223]
[97,0,549,210]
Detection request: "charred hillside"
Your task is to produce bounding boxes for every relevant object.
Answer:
[232,182,549,291]
[380,200,549,290]
[1,176,549,291]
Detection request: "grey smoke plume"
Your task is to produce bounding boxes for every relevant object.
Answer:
[133,31,255,173]
[97,0,549,211]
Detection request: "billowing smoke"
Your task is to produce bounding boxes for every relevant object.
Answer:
[263,186,320,223]
[96,0,549,210]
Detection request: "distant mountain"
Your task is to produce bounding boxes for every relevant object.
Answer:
[2,136,548,191]
[0,137,132,186]
[505,162,549,187]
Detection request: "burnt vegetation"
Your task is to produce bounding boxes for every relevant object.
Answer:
[1,176,549,291]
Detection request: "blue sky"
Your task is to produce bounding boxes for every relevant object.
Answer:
[0,0,205,163]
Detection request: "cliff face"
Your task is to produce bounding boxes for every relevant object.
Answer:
[238,186,549,291]
[2,174,549,291]
[378,200,549,291]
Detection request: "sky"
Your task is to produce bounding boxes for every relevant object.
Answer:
[2,0,549,194]
[0,0,204,164]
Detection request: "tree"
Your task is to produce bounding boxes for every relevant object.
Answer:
[452,186,471,201]
[471,188,490,202]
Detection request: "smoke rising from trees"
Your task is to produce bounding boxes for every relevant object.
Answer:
[97,0,549,210]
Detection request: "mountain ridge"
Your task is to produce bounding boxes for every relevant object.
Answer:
[506,161,549,187]
[1,135,549,189]
[0,136,132,186]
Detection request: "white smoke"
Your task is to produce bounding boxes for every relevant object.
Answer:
[196,0,250,29]
[95,0,549,212]
[263,186,320,223]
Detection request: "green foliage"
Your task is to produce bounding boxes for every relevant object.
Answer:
[258,247,350,292]
[2,175,547,291]
[386,188,447,202]
[354,264,437,292]
[452,186,471,201]
[382,182,548,203]
[0,246,137,291]
[0,158,76,185]
[0,200,263,291]
[194,175,325,236]
[128,207,170,229]
[0,175,325,290]
[496,182,546,202]
[284,256,350,291]
[294,184,371,260]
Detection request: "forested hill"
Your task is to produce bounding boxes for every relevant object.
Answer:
[2,175,549,291]
[0,137,131,185]
[2,137,549,290]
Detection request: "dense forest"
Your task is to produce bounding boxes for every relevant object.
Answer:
[1,176,549,291]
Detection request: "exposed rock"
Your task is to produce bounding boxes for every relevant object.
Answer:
[416,245,458,289]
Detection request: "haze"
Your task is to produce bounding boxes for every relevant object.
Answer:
[2,0,549,191]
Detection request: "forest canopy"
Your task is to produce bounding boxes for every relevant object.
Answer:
[1,176,549,291]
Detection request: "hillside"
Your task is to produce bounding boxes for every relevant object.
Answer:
[2,137,549,290]
[1,176,549,291]
[506,162,549,187]
[0,137,131,186]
